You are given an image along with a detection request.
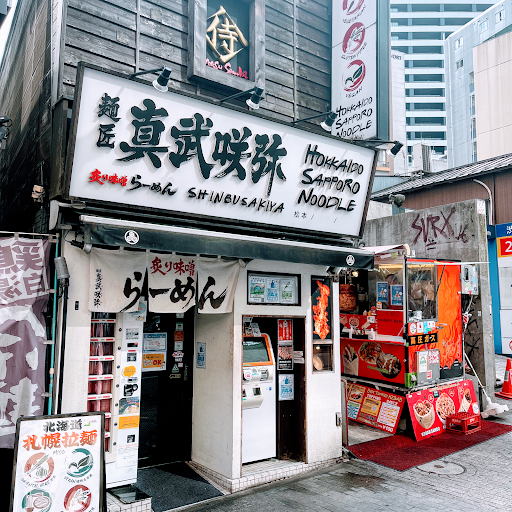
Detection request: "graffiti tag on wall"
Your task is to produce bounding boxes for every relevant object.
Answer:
[411,207,469,249]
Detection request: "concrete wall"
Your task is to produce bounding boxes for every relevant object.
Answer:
[363,199,495,396]
[192,312,238,479]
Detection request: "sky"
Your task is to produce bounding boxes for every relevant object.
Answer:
[0,0,18,64]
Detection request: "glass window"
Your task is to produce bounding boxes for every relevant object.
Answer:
[390,4,408,11]
[471,117,476,139]
[407,263,437,322]
[412,18,441,25]
[455,36,463,49]
[368,263,405,311]
[412,102,445,110]
[456,59,464,70]
[412,32,443,39]
[412,46,444,54]
[496,9,505,23]
[392,18,409,26]
[413,88,445,96]
[476,4,493,11]
[412,74,444,81]
[470,95,475,115]
[469,72,474,92]
[444,4,472,11]
[472,141,478,162]
[445,18,472,25]
[392,32,409,40]
[411,4,441,11]
[479,19,489,32]
[407,60,444,68]
[413,117,446,125]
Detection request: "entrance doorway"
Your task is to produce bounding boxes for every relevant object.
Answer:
[138,309,194,467]
[243,316,306,462]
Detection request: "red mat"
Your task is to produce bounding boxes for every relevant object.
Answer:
[349,420,512,471]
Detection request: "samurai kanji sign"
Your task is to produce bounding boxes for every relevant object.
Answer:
[68,66,376,238]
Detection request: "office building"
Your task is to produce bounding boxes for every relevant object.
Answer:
[445,0,512,167]
[391,1,493,166]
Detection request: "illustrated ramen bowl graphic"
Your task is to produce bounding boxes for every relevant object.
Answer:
[413,400,435,429]
[436,393,456,423]
[376,353,401,379]
[22,489,52,512]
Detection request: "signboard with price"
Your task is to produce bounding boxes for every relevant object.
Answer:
[346,382,405,434]
[10,412,105,512]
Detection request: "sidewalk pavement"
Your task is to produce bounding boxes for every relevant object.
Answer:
[175,356,512,512]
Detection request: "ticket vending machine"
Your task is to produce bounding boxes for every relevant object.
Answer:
[242,334,276,463]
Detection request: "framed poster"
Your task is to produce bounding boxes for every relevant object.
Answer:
[196,342,206,369]
[377,282,388,302]
[10,412,105,512]
[311,277,332,341]
[278,374,294,401]
[247,272,300,305]
[143,333,167,351]
[278,319,293,370]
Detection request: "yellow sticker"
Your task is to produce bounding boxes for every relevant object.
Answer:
[119,415,140,430]
[123,366,136,377]
[143,353,166,369]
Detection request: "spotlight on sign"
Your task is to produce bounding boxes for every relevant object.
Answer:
[218,86,265,110]
[292,111,337,132]
[129,66,172,92]
[386,141,404,159]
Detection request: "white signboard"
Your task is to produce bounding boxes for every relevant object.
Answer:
[68,67,375,238]
[11,413,104,512]
[331,0,378,140]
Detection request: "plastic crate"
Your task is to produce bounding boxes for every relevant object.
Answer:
[446,412,481,435]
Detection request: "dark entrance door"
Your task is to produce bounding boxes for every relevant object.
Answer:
[249,317,306,462]
[138,309,194,467]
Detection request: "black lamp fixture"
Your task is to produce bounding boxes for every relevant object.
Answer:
[218,86,264,110]
[292,111,337,132]
[129,66,172,92]
[355,139,403,155]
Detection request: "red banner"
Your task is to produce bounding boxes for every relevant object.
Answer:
[376,310,404,336]
[347,382,405,434]
[341,338,406,384]
[407,380,479,441]
[278,319,293,342]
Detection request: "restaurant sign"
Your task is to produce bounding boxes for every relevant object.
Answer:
[67,66,376,238]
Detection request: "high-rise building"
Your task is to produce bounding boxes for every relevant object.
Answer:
[445,0,512,167]
[390,1,493,167]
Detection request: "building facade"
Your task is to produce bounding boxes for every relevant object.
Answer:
[445,0,512,168]
[0,0,385,503]
[390,0,493,163]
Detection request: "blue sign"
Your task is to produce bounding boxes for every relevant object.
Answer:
[377,282,388,302]
[496,223,512,239]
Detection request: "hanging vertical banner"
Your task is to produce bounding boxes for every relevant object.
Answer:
[331,0,378,140]
[196,258,241,314]
[278,319,293,370]
[147,253,196,313]
[10,412,105,512]
[0,237,50,449]
[89,248,147,313]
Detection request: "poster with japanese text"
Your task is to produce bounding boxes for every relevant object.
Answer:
[377,282,388,303]
[390,285,403,307]
[10,413,104,512]
[0,237,50,448]
[407,380,479,441]
[347,383,405,434]
[278,375,294,401]
[278,319,293,370]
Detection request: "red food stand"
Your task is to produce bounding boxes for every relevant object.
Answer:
[339,245,477,442]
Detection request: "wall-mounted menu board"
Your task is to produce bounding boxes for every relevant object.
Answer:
[247,272,300,305]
